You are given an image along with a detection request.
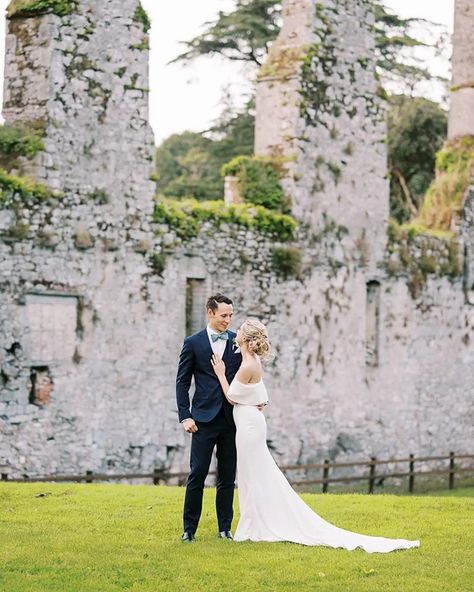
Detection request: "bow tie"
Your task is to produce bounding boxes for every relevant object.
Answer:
[211,331,229,342]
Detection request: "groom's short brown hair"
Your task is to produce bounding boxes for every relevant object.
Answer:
[206,293,233,312]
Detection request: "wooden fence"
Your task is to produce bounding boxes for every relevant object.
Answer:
[1,452,473,494]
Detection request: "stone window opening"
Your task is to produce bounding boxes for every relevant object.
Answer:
[29,366,53,407]
[365,280,381,367]
[24,293,79,363]
[463,245,474,305]
[186,278,207,336]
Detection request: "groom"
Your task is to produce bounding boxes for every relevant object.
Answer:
[176,292,242,542]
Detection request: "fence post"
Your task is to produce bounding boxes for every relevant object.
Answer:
[368,457,376,494]
[153,468,165,485]
[449,451,455,490]
[409,454,415,493]
[86,470,93,484]
[322,459,330,493]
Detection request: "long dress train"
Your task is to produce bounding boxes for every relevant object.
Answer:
[227,379,420,553]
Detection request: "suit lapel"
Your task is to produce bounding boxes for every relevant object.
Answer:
[222,331,235,361]
[197,328,213,362]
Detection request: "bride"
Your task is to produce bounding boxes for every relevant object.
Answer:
[211,318,420,553]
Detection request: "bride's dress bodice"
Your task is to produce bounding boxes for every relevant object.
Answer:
[227,379,269,406]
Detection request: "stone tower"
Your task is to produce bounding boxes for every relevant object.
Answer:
[255,0,389,266]
[0,1,163,479]
[448,0,474,139]
[3,0,155,213]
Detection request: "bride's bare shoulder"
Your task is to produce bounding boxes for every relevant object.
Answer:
[236,358,262,384]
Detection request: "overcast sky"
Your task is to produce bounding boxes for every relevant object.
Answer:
[0,1,454,144]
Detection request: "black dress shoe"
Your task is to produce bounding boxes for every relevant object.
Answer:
[181,531,195,542]
[218,530,233,540]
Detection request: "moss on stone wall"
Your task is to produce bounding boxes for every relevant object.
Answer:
[271,247,302,278]
[386,219,462,296]
[133,3,151,33]
[153,197,297,242]
[299,3,338,129]
[258,46,306,81]
[150,252,166,276]
[7,0,77,18]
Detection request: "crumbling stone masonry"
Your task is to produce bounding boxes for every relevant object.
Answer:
[0,0,473,483]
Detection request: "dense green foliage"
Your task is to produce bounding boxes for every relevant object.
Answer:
[155,132,223,200]
[155,100,254,200]
[221,155,288,212]
[0,123,45,165]
[153,197,297,241]
[0,168,52,207]
[7,0,77,18]
[387,96,448,224]
[417,137,474,231]
[0,483,473,592]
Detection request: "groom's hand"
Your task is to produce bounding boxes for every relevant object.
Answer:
[182,418,198,433]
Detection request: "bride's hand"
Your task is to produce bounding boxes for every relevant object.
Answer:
[211,354,226,377]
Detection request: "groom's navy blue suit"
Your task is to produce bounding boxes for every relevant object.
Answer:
[176,328,242,534]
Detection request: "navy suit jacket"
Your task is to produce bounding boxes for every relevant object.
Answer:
[176,328,242,424]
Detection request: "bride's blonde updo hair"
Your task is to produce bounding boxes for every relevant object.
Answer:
[241,318,272,360]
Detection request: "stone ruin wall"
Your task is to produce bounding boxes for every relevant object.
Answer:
[3,0,155,211]
[3,204,474,479]
[0,0,473,482]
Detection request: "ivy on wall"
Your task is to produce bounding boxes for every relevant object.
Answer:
[0,168,53,207]
[271,246,302,278]
[153,197,297,242]
[133,3,151,33]
[221,155,290,212]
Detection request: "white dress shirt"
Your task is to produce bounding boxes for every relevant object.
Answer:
[207,325,228,358]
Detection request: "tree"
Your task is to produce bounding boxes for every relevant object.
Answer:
[209,96,255,163]
[155,99,255,200]
[387,95,447,224]
[172,0,446,93]
[159,1,448,204]
[155,132,222,200]
[372,2,447,93]
[170,0,281,66]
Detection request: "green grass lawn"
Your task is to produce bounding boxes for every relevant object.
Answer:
[1,483,473,592]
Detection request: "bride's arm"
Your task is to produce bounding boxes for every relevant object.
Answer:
[211,354,234,404]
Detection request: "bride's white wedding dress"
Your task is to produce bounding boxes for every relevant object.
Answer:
[227,379,420,553]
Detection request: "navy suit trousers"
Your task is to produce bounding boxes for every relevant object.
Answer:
[183,407,237,533]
